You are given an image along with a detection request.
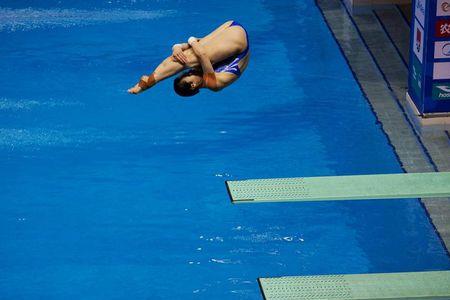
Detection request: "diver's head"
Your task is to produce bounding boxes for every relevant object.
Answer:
[173,69,203,97]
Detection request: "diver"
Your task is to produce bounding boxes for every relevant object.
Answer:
[128,20,250,96]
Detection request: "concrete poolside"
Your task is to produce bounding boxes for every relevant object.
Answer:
[316,0,450,252]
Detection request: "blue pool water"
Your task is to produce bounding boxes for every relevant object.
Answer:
[1,0,449,299]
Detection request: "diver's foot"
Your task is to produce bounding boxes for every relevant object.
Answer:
[127,75,151,95]
[127,84,142,94]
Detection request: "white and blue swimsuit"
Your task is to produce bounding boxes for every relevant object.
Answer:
[213,21,249,77]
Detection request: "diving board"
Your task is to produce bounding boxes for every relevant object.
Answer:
[258,271,450,300]
[226,172,450,203]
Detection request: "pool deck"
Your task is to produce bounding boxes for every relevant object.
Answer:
[316,0,450,253]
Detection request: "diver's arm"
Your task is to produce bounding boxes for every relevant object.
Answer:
[188,38,214,73]
[188,37,217,90]
[127,56,187,94]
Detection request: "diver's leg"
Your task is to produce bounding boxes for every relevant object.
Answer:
[198,26,247,63]
[199,21,233,43]
[128,55,195,94]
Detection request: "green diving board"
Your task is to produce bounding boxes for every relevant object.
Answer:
[258,271,450,300]
[226,172,450,203]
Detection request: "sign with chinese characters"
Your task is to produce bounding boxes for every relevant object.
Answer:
[437,0,450,17]
[435,20,450,37]
[408,0,450,114]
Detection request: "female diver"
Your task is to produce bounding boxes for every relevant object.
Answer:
[127,20,249,96]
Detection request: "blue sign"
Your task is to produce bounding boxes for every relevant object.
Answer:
[408,0,450,114]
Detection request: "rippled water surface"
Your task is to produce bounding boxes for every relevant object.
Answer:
[1,1,449,299]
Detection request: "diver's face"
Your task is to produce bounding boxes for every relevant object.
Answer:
[181,72,203,89]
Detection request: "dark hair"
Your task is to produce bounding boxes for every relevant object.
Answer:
[173,73,200,97]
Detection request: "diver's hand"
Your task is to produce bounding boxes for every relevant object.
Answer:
[172,45,188,65]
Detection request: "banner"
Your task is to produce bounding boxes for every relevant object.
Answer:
[408,0,450,114]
